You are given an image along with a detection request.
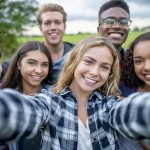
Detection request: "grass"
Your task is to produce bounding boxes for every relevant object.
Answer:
[18,31,143,50]
[1,31,142,62]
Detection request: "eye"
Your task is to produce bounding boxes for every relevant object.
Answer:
[104,18,115,26]
[28,60,36,65]
[42,63,49,68]
[134,59,143,65]
[83,59,93,65]
[55,21,61,25]
[120,18,131,26]
[44,22,50,26]
[101,65,111,71]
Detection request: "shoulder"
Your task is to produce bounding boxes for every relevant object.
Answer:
[63,42,75,55]
[64,41,75,48]
[119,81,138,97]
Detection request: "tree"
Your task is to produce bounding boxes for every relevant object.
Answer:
[0,0,38,58]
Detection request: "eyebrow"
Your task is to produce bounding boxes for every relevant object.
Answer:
[27,59,49,63]
[83,56,95,61]
[83,56,112,66]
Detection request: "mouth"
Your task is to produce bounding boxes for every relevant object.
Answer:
[83,76,98,85]
[143,74,150,80]
[32,76,43,81]
[49,32,58,36]
[108,32,124,38]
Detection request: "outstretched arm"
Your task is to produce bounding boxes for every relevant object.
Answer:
[109,92,150,145]
[0,89,50,146]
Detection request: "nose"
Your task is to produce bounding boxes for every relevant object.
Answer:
[50,22,56,29]
[34,65,42,74]
[89,65,99,76]
[113,21,121,28]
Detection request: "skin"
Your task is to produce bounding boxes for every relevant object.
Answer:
[70,46,113,127]
[97,7,130,51]
[133,40,150,92]
[39,11,66,62]
[17,50,49,95]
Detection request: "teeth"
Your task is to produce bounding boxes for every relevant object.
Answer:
[109,33,122,38]
[145,74,150,78]
[84,77,96,84]
[32,76,41,80]
[50,33,57,36]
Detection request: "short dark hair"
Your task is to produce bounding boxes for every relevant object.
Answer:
[99,0,130,20]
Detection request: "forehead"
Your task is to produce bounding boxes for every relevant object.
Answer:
[100,7,129,19]
[83,46,114,63]
[41,11,63,21]
[23,50,48,59]
[134,41,150,56]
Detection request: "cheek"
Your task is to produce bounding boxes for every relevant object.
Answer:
[44,69,49,76]
[134,65,141,76]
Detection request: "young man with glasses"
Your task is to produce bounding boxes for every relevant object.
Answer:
[97,0,131,72]
[97,1,145,150]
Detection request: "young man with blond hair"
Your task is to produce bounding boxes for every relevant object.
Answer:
[36,3,74,84]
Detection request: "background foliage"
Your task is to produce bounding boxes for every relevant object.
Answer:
[0,0,38,58]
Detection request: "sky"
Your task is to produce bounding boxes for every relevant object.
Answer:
[26,0,150,35]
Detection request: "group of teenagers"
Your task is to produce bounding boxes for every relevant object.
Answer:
[0,0,150,150]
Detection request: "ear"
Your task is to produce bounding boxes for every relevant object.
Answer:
[17,61,21,70]
[97,26,102,34]
[97,26,100,33]
[39,25,42,32]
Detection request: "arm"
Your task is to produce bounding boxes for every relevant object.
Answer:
[0,89,50,145]
[109,92,150,144]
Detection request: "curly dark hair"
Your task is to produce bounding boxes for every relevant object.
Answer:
[121,32,150,87]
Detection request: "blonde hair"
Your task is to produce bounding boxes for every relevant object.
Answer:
[54,36,121,96]
[36,3,67,25]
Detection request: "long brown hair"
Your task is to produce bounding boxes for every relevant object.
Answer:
[1,41,53,91]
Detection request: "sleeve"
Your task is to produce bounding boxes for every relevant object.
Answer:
[109,92,150,145]
[0,88,50,146]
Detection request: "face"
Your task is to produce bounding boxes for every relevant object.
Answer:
[18,50,49,89]
[133,40,150,88]
[97,7,130,48]
[40,11,66,45]
[70,46,114,96]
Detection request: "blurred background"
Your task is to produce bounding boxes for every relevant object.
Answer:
[0,0,150,60]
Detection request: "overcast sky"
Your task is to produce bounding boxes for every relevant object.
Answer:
[27,0,150,35]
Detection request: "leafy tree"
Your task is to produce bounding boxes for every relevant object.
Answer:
[0,0,38,58]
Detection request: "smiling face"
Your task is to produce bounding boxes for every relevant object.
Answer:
[133,40,150,89]
[70,46,114,96]
[40,11,66,45]
[97,7,130,49]
[17,50,49,90]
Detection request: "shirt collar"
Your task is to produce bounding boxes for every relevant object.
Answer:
[60,86,104,102]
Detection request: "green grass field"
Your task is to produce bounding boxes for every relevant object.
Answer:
[18,31,142,50]
[0,31,143,62]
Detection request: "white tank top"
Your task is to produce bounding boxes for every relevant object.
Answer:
[77,119,93,150]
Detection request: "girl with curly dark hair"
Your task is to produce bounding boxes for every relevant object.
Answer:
[120,32,150,96]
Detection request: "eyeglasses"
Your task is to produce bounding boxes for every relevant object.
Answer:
[100,17,132,27]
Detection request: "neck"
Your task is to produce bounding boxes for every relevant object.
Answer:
[115,44,122,51]
[138,85,150,92]
[22,84,41,96]
[44,41,64,62]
